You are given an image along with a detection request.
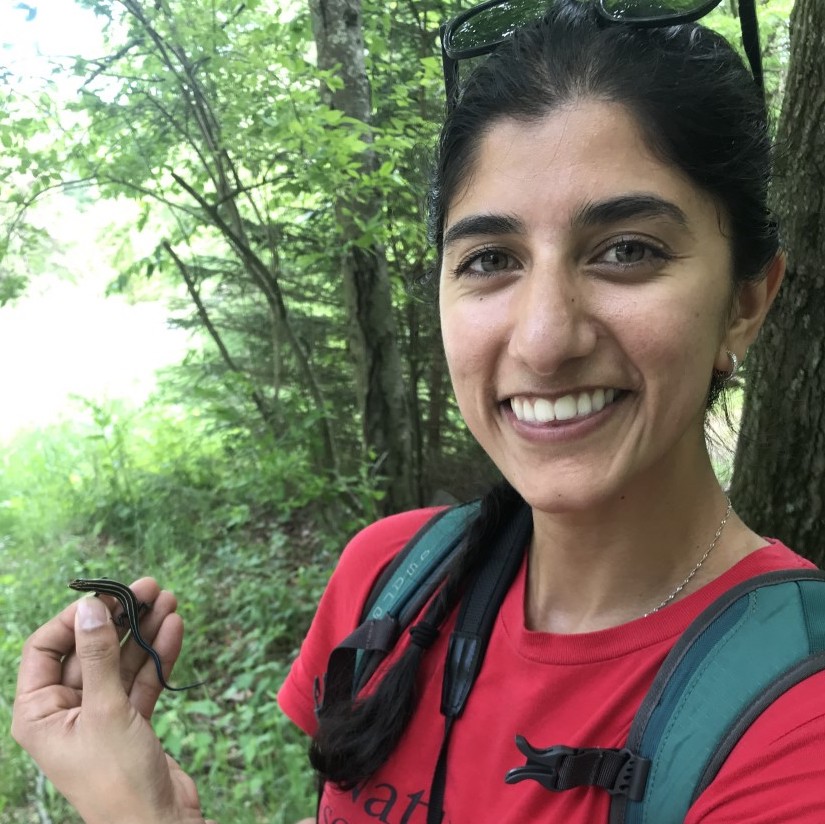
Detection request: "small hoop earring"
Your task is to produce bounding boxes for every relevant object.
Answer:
[725,350,739,381]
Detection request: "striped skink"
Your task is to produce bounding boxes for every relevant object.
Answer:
[69,577,203,692]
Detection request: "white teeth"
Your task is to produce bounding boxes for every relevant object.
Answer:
[510,388,620,424]
[554,395,578,421]
[534,398,555,423]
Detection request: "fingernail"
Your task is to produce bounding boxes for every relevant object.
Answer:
[77,596,108,630]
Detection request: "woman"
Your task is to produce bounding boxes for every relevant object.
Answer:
[12,2,824,823]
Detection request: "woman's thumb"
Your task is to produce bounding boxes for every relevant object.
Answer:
[75,597,126,703]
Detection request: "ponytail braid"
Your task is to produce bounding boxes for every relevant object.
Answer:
[309,480,524,788]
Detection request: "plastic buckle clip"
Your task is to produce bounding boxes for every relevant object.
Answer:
[606,748,650,801]
[504,736,650,802]
[504,737,579,792]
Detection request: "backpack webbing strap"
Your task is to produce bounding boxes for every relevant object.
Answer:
[316,617,401,712]
[610,569,825,824]
[315,502,480,714]
[426,503,533,824]
[353,502,481,695]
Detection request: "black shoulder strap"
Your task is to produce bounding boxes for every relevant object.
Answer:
[441,502,533,718]
[426,502,533,824]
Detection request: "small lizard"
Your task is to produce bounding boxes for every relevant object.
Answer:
[68,577,203,692]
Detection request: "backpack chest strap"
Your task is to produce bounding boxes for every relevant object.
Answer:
[505,736,650,801]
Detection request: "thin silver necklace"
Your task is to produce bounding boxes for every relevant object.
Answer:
[643,498,733,617]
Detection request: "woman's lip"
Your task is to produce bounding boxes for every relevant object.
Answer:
[501,390,628,440]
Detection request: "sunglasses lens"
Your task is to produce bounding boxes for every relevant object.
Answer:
[449,0,546,53]
[600,0,712,19]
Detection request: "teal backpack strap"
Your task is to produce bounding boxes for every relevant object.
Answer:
[353,500,481,693]
[316,501,480,712]
[610,569,825,824]
[361,501,481,626]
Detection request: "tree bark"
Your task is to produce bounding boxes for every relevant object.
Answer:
[309,0,416,512]
[730,0,825,562]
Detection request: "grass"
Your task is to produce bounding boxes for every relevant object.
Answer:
[0,397,369,824]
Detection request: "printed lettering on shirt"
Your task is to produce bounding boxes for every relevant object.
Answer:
[321,781,449,824]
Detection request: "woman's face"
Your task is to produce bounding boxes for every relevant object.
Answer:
[439,101,751,513]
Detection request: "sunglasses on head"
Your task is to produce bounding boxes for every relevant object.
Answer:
[440,0,763,109]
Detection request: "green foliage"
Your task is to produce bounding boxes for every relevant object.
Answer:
[1,0,484,503]
[3,0,792,506]
[0,393,387,821]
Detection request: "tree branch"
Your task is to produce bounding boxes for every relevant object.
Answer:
[162,239,275,428]
[170,170,338,469]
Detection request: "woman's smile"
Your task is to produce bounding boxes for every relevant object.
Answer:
[509,388,621,424]
[502,388,630,446]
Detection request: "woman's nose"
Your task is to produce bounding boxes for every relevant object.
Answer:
[507,267,597,376]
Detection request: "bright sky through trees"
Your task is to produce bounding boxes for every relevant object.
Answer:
[2,0,102,73]
[0,2,188,441]
[0,197,190,441]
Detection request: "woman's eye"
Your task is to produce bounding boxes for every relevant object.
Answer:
[458,248,518,277]
[611,241,646,263]
[598,238,670,268]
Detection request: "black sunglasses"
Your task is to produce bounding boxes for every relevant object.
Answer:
[440,0,763,109]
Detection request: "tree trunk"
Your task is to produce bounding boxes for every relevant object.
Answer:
[309,0,415,513]
[730,0,825,562]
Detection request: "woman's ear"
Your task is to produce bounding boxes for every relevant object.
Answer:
[717,252,786,369]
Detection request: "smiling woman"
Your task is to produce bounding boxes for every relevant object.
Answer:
[300,2,822,822]
[10,2,823,824]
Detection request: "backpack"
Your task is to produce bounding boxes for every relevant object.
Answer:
[318,501,825,824]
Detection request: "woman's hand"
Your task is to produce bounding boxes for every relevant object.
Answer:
[12,578,216,824]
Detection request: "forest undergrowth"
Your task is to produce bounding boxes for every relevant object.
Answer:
[0,395,380,823]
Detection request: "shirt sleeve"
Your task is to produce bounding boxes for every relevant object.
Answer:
[685,671,825,823]
[277,507,442,735]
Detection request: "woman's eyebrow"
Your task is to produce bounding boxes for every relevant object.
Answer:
[443,196,690,251]
[572,194,690,230]
[443,213,526,249]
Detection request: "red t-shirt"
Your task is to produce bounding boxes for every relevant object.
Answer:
[278,509,825,823]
